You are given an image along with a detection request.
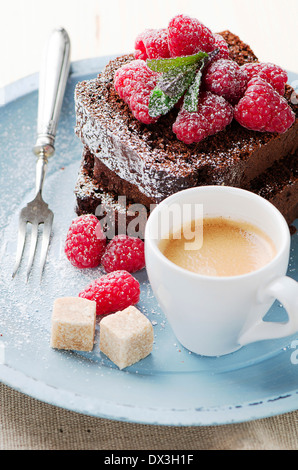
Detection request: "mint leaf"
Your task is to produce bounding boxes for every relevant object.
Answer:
[157,64,197,98]
[149,65,197,117]
[183,65,204,113]
[147,50,212,118]
[147,51,209,73]
[149,88,179,118]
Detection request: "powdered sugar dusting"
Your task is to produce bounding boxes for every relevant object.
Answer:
[74,53,298,202]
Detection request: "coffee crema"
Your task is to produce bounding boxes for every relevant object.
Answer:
[159,217,277,277]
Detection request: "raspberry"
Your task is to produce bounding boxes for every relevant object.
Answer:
[114,60,159,124]
[241,62,287,96]
[203,59,248,105]
[135,29,171,60]
[234,77,295,133]
[64,214,106,269]
[173,91,233,144]
[212,34,230,61]
[114,60,158,105]
[78,270,140,316]
[168,14,215,57]
[130,84,159,124]
[102,235,145,273]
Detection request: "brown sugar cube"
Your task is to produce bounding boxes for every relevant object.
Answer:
[51,297,96,352]
[99,306,154,369]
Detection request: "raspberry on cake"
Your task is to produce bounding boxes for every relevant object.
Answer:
[135,29,171,61]
[173,91,234,144]
[168,14,215,56]
[114,59,159,105]
[78,270,140,316]
[64,214,106,269]
[114,59,159,124]
[234,77,296,133]
[241,62,288,96]
[130,84,160,125]
[212,33,230,61]
[203,59,248,105]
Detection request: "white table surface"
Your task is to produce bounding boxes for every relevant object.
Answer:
[1,0,298,89]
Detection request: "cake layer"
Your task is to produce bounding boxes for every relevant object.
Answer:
[75,147,298,228]
[92,147,155,207]
[250,153,298,225]
[75,151,150,239]
[75,31,298,204]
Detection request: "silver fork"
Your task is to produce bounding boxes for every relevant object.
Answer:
[12,27,71,282]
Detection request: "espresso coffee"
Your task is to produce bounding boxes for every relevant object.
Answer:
[160,217,276,277]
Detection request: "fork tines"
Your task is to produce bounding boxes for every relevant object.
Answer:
[12,194,54,282]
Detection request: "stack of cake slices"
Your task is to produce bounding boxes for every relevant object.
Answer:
[74,31,298,236]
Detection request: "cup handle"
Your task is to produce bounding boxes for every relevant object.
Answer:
[239,276,298,346]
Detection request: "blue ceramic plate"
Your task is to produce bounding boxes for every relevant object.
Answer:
[0,58,297,426]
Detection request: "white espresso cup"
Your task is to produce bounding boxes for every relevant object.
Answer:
[145,186,298,356]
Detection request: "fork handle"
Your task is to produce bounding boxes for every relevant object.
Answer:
[33,27,71,159]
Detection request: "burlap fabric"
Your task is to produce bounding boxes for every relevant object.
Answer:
[1,383,297,450]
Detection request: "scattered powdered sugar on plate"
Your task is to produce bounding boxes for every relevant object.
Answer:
[0,161,297,376]
[0,162,182,373]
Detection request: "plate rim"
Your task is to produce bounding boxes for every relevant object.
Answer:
[1,360,298,426]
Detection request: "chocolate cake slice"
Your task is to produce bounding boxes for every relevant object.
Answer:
[74,31,298,226]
